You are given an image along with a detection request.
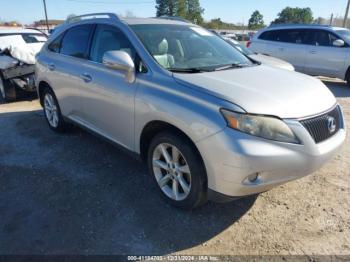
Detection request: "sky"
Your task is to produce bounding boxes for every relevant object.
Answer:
[0,0,348,25]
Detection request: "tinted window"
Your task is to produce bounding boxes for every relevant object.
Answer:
[48,34,63,53]
[260,29,305,44]
[275,30,304,44]
[90,24,136,63]
[259,31,277,41]
[60,24,94,58]
[303,30,342,47]
[315,30,340,47]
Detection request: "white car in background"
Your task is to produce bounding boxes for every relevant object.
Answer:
[249,24,350,85]
[224,37,295,71]
[0,28,47,101]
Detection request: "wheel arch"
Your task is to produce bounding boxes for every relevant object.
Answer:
[139,120,204,165]
[345,66,350,81]
[37,81,52,106]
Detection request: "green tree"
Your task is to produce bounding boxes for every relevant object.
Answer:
[272,7,314,24]
[156,0,204,24]
[176,0,187,18]
[186,0,204,24]
[248,10,265,30]
[156,0,177,17]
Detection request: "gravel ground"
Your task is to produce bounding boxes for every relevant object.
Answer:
[0,78,349,256]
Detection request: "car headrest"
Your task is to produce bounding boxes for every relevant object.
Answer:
[157,39,169,55]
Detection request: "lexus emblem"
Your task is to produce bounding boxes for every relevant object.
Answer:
[327,116,336,134]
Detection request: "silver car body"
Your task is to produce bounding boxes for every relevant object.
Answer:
[36,16,346,198]
[224,38,295,71]
[249,24,350,80]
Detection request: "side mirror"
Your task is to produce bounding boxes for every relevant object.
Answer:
[103,50,136,83]
[333,39,345,47]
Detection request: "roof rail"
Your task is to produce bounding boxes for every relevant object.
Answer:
[157,16,191,23]
[66,13,120,23]
[268,23,331,28]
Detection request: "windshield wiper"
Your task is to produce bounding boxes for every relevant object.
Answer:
[213,63,247,71]
[168,68,212,73]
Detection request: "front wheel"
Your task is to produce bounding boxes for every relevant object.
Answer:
[147,132,207,210]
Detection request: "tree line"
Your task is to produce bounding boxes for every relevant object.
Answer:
[155,0,348,30]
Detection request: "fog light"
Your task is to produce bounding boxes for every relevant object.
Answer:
[248,173,259,183]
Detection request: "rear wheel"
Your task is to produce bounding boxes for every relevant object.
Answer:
[42,87,69,132]
[147,132,207,210]
[0,74,17,102]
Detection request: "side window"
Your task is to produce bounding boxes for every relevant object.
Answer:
[276,30,304,44]
[315,30,340,47]
[259,31,277,41]
[302,29,317,45]
[90,24,136,63]
[48,34,63,53]
[60,24,94,58]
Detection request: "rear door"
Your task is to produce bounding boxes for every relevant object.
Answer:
[44,24,94,119]
[303,29,348,78]
[263,29,307,72]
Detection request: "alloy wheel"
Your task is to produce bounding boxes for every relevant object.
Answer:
[152,143,192,201]
[44,93,59,128]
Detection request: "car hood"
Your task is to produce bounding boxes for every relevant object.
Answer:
[248,54,295,71]
[173,65,336,119]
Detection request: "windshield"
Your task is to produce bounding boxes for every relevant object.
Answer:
[336,29,350,43]
[0,33,47,43]
[130,24,253,72]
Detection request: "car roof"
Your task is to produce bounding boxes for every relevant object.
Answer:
[122,17,191,26]
[261,24,348,32]
[0,28,43,34]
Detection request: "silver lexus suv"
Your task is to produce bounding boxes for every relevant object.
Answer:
[36,14,346,209]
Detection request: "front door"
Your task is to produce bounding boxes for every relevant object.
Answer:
[81,24,139,150]
[304,29,348,78]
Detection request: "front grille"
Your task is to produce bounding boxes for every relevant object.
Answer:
[300,106,342,144]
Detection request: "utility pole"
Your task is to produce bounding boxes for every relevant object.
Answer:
[330,13,334,25]
[43,0,50,33]
[343,0,350,28]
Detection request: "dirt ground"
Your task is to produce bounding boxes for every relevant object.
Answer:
[0,78,349,256]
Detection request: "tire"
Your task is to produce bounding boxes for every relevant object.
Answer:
[42,87,69,133]
[147,131,208,210]
[0,73,17,102]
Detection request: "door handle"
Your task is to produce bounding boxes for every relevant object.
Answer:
[278,47,284,51]
[310,50,317,54]
[81,73,92,83]
[48,63,55,71]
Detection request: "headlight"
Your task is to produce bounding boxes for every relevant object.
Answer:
[221,109,300,144]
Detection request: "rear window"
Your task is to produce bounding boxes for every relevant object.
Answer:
[60,24,94,59]
[0,33,47,43]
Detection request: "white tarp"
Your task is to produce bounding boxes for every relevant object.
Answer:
[0,35,44,65]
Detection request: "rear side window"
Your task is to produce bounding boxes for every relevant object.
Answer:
[60,24,94,58]
[259,30,277,41]
[259,29,304,44]
[89,24,136,63]
[48,34,63,53]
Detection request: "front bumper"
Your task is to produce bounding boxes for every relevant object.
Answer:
[196,114,346,198]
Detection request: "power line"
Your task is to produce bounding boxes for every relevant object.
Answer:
[66,0,154,4]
